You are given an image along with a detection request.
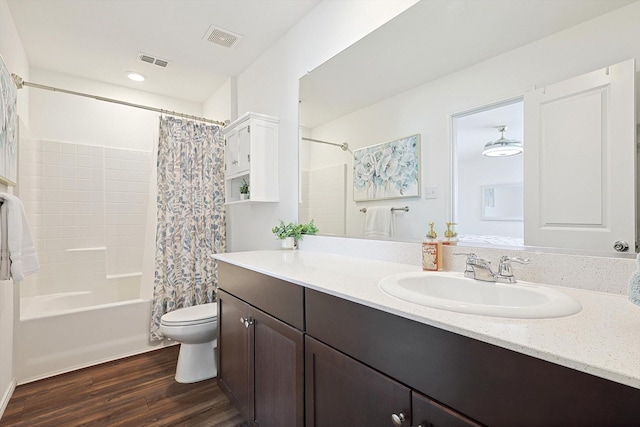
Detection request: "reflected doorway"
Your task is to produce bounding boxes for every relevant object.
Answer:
[452,99,524,246]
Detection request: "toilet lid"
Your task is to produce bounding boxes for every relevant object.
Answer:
[161,302,217,326]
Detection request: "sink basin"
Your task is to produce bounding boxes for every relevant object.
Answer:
[378,272,582,319]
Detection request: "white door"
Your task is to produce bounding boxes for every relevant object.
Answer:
[225,128,240,176]
[524,59,636,252]
[237,123,251,174]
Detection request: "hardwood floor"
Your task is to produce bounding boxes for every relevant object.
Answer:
[1,346,247,427]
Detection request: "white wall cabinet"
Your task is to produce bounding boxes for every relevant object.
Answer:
[223,112,279,204]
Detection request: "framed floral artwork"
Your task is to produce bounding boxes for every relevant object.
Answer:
[353,134,420,201]
[0,55,18,186]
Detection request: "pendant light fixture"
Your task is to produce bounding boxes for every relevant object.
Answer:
[482,125,523,157]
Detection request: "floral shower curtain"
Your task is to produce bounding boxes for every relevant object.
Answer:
[150,116,226,341]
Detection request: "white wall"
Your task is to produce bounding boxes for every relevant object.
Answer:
[203,78,232,123]
[0,0,30,416]
[29,68,203,151]
[305,1,640,242]
[216,0,418,251]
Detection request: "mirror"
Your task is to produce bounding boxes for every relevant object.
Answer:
[299,0,640,253]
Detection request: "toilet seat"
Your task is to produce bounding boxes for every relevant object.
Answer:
[161,303,217,327]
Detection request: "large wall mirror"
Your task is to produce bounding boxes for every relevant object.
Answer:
[299,0,640,254]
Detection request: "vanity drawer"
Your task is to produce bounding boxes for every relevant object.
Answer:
[305,288,640,426]
[218,261,304,330]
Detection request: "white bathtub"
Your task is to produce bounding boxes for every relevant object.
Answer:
[16,291,172,384]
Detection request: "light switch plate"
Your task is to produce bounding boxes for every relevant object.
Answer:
[424,186,439,199]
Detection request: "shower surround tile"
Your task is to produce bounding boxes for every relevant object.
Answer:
[18,139,152,296]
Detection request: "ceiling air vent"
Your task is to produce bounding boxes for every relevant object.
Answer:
[138,53,170,68]
[203,25,242,48]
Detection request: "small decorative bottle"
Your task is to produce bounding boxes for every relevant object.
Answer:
[442,222,458,246]
[422,222,442,271]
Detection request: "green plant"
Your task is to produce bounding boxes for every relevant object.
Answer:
[271,220,319,240]
[239,179,249,194]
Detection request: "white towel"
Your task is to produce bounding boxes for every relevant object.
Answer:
[364,206,395,238]
[0,203,9,280]
[0,193,40,282]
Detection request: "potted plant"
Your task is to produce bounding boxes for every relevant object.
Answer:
[239,179,249,200]
[271,220,319,249]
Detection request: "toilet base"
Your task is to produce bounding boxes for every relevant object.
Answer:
[174,339,217,383]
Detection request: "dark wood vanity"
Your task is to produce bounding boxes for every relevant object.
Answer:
[217,261,640,427]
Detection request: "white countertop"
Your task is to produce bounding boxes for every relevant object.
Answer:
[214,250,640,389]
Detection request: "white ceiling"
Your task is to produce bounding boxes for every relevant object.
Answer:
[6,0,321,103]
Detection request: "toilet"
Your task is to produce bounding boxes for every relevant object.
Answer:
[159,302,218,383]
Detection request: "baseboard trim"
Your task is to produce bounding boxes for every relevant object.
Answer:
[0,379,17,421]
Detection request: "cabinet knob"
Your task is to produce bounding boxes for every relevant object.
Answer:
[232,160,238,165]
[240,316,254,328]
[391,412,406,426]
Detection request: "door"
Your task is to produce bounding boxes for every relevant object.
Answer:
[237,123,251,174]
[524,59,636,252]
[218,291,251,420]
[225,128,240,176]
[305,336,411,427]
[252,307,304,427]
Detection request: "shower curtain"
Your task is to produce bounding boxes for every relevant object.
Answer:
[150,116,226,341]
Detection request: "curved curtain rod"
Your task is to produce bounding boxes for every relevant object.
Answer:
[301,137,349,152]
[11,73,226,127]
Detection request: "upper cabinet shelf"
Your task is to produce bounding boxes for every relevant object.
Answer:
[224,112,279,204]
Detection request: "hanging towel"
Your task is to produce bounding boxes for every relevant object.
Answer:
[364,206,395,238]
[0,193,40,282]
[0,202,9,280]
[628,253,640,307]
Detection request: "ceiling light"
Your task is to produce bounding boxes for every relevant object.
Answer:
[482,125,523,157]
[127,72,145,82]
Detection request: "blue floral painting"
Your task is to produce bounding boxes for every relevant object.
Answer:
[353,134,420,201]
[0,55,17,185]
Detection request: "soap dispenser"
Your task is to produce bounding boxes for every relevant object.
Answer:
[442,222,458,246]
[422,222,442,271]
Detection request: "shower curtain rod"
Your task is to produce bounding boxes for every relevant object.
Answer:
[301,137,349,151]
[11,73,226,127]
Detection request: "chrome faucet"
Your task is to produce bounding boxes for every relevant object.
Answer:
[456,253,529,283]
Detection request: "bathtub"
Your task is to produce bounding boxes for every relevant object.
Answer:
[17,290,172,384]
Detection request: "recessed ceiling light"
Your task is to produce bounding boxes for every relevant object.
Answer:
[127,72,145,82]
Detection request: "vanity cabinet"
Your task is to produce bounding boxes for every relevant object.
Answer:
[223,112,279,204]
[217,263,304,427]
[217,260,640,427]
[305,336,411,427]
[306,335,479,427]
[305,288,640,426]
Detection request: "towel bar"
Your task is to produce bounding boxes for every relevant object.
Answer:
[359,206,409,213]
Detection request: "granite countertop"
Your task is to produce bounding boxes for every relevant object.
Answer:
[214,249,640,390]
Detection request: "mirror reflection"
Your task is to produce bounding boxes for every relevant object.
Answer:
[299,0,640,253]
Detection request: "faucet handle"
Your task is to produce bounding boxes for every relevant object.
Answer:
[454,252,477,260]
[497,256,530,283]
[500,256,530,265]
[454,253,482,278]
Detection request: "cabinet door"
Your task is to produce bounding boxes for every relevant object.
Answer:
[237,123,251,174]
[252,307,304,427]
[305,336,411,427]
[225,129,240,176]
[218,291,252,420]
[412,392,482,427]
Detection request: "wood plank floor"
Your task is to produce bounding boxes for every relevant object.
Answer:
[1,345,247,427]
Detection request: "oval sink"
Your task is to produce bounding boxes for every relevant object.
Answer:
[378,272,582,319]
